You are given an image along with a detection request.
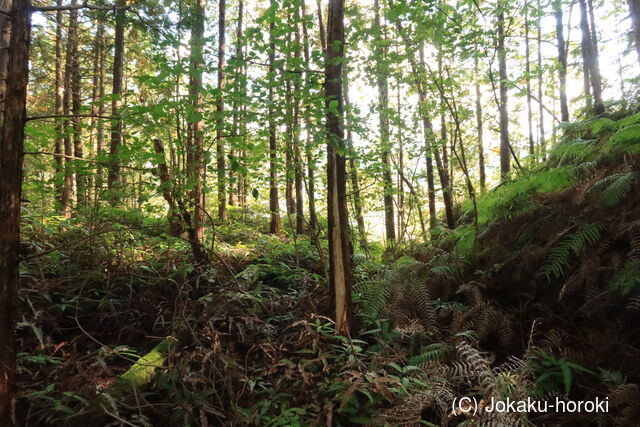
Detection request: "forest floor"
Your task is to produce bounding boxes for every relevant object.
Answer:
[14,110,640,426]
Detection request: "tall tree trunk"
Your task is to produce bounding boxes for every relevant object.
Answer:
[302,0,318,232]
[293,4,305,234]
[61,3,76,218]
[217,0,227,221]
[89,19,104,204]
[69,4,85,207]
[579,0,593,109]
[344,70,368,253]
[474,53,486,192]
[497,1,511,178]
[586,0,604,114]
[436,52,455,228]
[554,0,570,122]
[95,21,106,201]
[629,0,640,65]
[374,0,395,244]
[0,0,30,422]
[188,0,206,240]
[325,0,352,336]
[525,3,535,157]
[285,76,295,218]
[229,0,243,208]
[316,0,326,52]
[268,0,281,234]
[107,0,126,202]
[54,1,64,210]
[153,139,183,237]
[396,84,405,238]
[537,0,546,159]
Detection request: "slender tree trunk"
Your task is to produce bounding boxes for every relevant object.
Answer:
[61,3,76,218]
[217,0,227,221]
[188,0,206,240]
[474,54,486,192]
[107,0,126,202]
[629,0,640,65]
[344,71,368,253]
[579,0,593,109]
[269,0,281,234]
[586,0,604,114]
[436,52,455,228]
[325,0,352,336]
[95,21,106,200]
[302,0,318,232]
[554,0,569,122]
[537,0,546,159]
[294,5,305,234]
[229,0,243,208]
[374,0,395,244]
[69,4,85,207]
[525,4,535,157]
[54,2,64,209]
[153,139,182,237]
[89,19,104,204]
[497,1,511,178]
[0,0,30,422]
[317,0,326,52]
[396,84,405,238]
[285,77,295,218]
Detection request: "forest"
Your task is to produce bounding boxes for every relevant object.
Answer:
[2,0,640,425]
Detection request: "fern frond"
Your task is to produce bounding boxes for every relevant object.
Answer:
[592,172,639,207]
[538,223,606,281]
[609,261,640,296]
[408,343,448,367]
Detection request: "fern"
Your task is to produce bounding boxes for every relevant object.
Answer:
[408,343,448,367]
[548,139,597,165]
[605,124,640,154]
[589,171,639,207]
[538,223,606,281]
[609,261,640,296]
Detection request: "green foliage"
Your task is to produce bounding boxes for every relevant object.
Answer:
[538,223,606,281]
[609,261,640,296]
[605,124,640,154]
[534,352,595,395]
[590,171,639,207]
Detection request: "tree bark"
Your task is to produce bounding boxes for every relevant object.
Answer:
[474,54,486,192]
[579,0,593,109]
[153,139,183,237]
[554,0,569,122]
[69,3,85,206]
[0,0,30,422]
[497,1,511,178]
[217,0,227,221]
[302,0,318,232]
[293,4,305,234]
[537,0,546,159]
[344,70,368,253]
[54,1,64,210]
[268,0,281,234]
[188,0,206,240]
[374,0,395,244]
[586,0,604,114]
[107,0,126,202]
[629,0,640,65]
[229,0,243,208]
[525,3,535,157]
[325,0,352,336]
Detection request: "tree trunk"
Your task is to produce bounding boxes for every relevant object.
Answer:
[93,20,106,203]
[107,0,126,202]
[68,4,84,207]
[474,54,486,192]
[217,0,227,221]
[579,0,593,109]
[293,5,305,234]
[325,0,352,336]
[537,0,546,159]
[302,0,318,232]
[89,19,104,204]
[229,0,243,208]
[188,0,206,240]
[0,0,30,422]
[586,0,604,114]
[344,70,368,253]
[54,1,64,210]
[554,0,569,122]
[153,139,183,237]
[629,0,640,65]
[374,0,395,244]
[497,1,511,178]
[525,3,535,157]
[268,0,281,234]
